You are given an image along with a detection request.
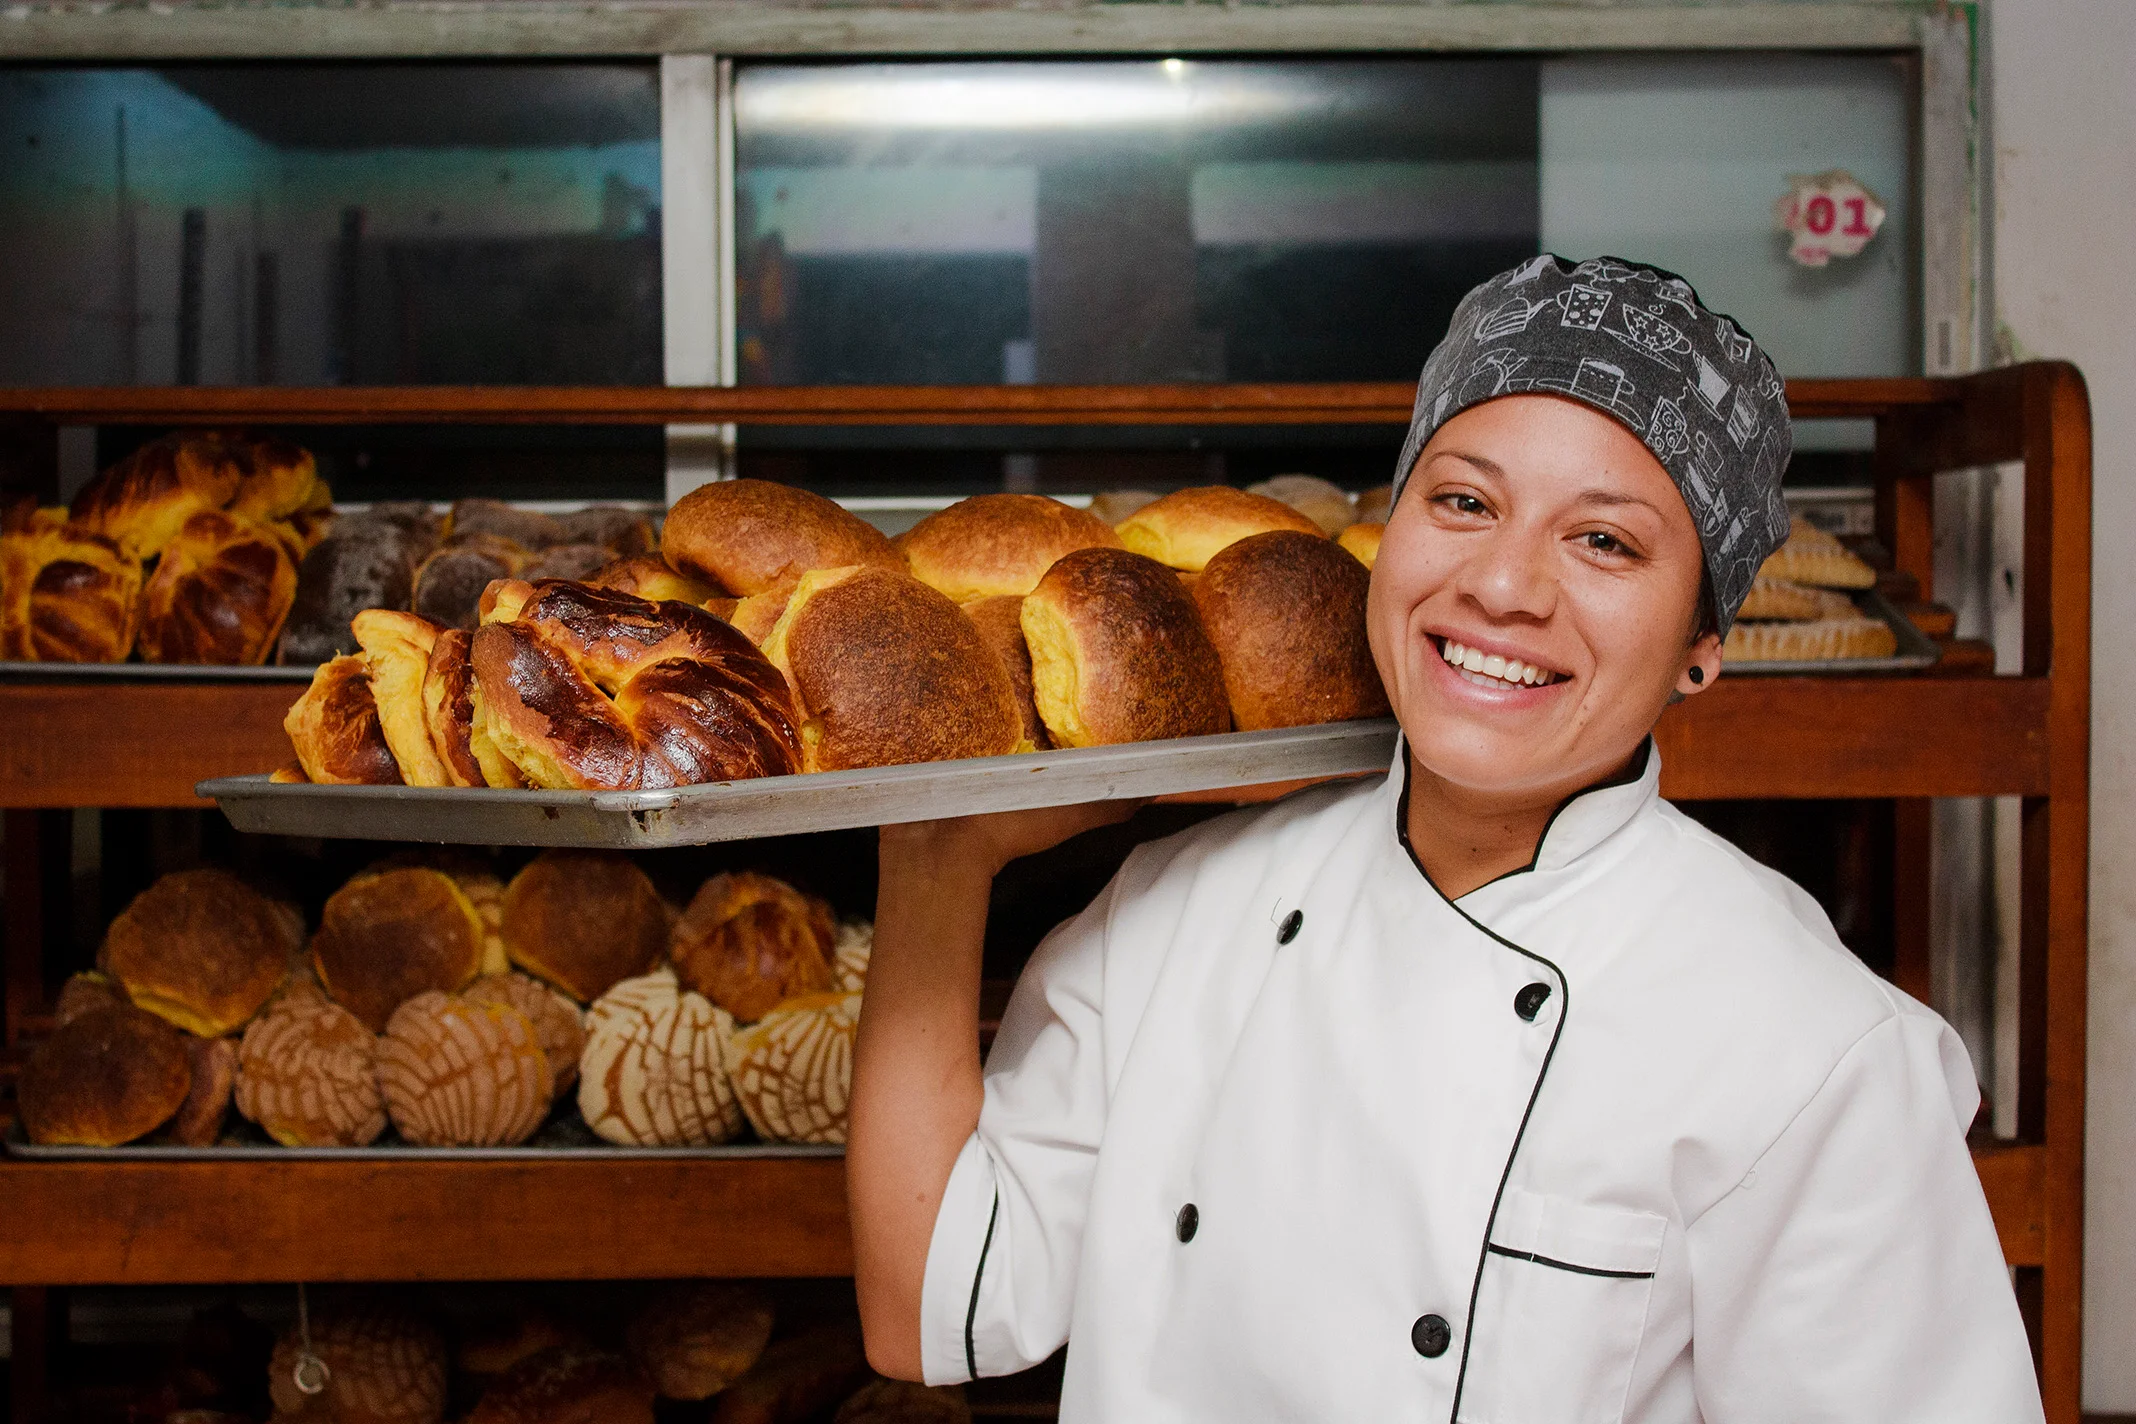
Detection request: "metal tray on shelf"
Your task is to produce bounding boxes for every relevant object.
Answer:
[1719,589,1941,675]
[200,719,1401,850]
[0,660,317,682]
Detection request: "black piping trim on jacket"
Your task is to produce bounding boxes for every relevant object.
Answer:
[965,1190,1000,1382]
[1484,1242,1655,1280]
[1394,761,1572,1424]
[1457,737,1653,897]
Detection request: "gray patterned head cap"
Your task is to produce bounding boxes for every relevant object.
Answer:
[1392,254,1792,637]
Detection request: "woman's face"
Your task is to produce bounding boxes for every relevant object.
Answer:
[1367,393,1722,808]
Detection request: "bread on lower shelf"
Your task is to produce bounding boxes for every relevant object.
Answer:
[378,990,553,1148]
[577,968,745,1148]
[268,1300,448,1424]
[726,991,862,1146]
[17,1004,194,1147]
[670,871,836,1024]
[626,1282,776,1402]
[234,992,388,1148]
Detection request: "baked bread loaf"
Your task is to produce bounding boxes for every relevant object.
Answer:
[16,1004,193,1146]
[0,523,143,661]
[278,508,440,665]
[234,994,387,1147]
[53,970,129,1025]
[470,580,801,791]
[469,1345,653,1424]
[465,972,585,1096]
[137,508,299,664]
[1021,548,1230,747]
[728,583,795,646]
[363,851,507,974]
[1246,475,1355,536]
[1723,612,1899,663]
[98,868,294,1037]
[625,1283,776,1401]
[419,628,490,787]
[228,433,321,522]
[662,479,904,596]
[69,433,245,564]
[1336,521,1382,570]
[1085,489,1159,526]
[350,609,452,786]
[1114,486,1324,572]
[835,1380,972,1424]
[312,868,487,1031]
[554,506,657,556]
[519,543,612,585]
[895,494,1121,602]
[286,655,405,785]
[961,595,1048,750]
[457,1309,585,1392]
[670,871,835,1023]
[1191,531,1390,732]
[726,990,861,1145]
[503,850,670,1003]
[1354,484,1395,526]
[761,566,1025,772]
[706,1324,869,1424]
[1734,574,1853,622]
[413,534,527,632]
[167,1033,239,1147]
[831,922,872,994]
[268,1300,447,1424]
[587,554,720,607]
[379,990,553,1147]
[1759,516,1878,589]
[577,968,744,1147]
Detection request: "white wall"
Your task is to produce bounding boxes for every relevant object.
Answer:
[1989,0,2136,1409]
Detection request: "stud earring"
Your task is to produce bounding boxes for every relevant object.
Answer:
[1688,666,1705,686]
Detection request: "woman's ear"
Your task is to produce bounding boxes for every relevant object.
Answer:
[1676,631,1723,698]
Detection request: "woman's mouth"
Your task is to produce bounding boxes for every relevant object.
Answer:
[1434,636,1568,691]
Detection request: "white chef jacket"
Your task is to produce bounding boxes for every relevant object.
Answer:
[919,743,2041,1422]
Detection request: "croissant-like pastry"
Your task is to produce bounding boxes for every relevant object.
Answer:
[0,523,142,661]
[137,508,298,665]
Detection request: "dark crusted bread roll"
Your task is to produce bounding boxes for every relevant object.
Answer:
[962,594,1049,751]
[1021,547,1230,747]
[412,533,527,632]
[517,542,612,585]
[228,433,322,522]
[470,579,801,791]
[670,870,835,1023]
[137,509,298,664]
[17,1004,194,1147]
[278,507,440,665]
[1114,485,1325,572]
[312,867,488,1032]
[69,432,245,564]
[553,505,657,555]
[0,523,142,661]
[760,566,1025,772]
[1191,530,1389,732]
[894,493,1120,602]
[447,498,561,550]
[98,868,295,1038]
[835,1380,973,1423]
[662,479,903,596]
[706,1325,869,1424]
[502,849,671,1003]
[625,1282,776,1402]
[470,1345,654,1424]
[285,654,405,785]
[586,553,721,607]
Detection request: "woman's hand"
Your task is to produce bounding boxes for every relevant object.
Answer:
[879,797,1149,881]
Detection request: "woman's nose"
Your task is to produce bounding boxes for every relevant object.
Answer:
[1459,527,1556,621]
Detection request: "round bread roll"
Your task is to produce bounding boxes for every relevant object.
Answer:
[53,970,129,1025]
[465,972,585,1096]
[502,850,670,1004]
[412,533,527,633]
[962,595,1049,750]
[69,433,244,564]
[98,868,293,1037]
[379,991,553,1147]
[725,990,860,1145]
[727,582,795,646]
[457,1309,585,1392]
[168,1033,239,1147]
[234,994,387,1147]
[362,850,509,974]
[285,654,404,786]
[1085,489,1159,526]
[137,508,299,665]
[761,566,1025,773]
[625,1282,776,1401]
[268,1301,447,1424]
[1247,474,1355,537]
[586,553,720,607]
[894,493,1121,602]
[350,609,450,787]
[577,968,744,1147]
[1336,521,1383,570]
[831,921,872,994]
[1020,548,1230,747]
[670,871,835,1024]
[277,510,439,666]
[707,1325,870,1424]
[553,505,657,555]
[836,1379,973,1424]
[1191,531,1390,732]
[312,868,487,1032]
[17,1004,193,1146]
[449,498,559,549]
[470,1345,653,1424]
[661,479,903,597]
[0,523,143,662]
[517,542,612,585]
[1354,483,1395,525]
[1114,486,1325,572]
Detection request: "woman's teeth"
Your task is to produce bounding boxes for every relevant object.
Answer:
[1439,639,1563,689]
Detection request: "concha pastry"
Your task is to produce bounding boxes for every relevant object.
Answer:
[830,921,871,994]
[234,995,387,1148]
[625,1281,775,1401]
[578,968,743,1147]
[725,991,860,1146]
[464,972,585,1097]
[268,1300,447,1424]
[378,991,552,1148]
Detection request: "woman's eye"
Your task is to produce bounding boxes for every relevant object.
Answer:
[1445,494,1486,515]
[1581,530,1625,554]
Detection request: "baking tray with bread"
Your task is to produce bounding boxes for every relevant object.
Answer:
[1719,517,1940,674]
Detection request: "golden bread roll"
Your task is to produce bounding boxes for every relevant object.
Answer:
[0,523,142,662]
[98,868,295,1037]
[1191,531,1390,732]
[761,566,1024,772]
[894,493,1121,602]
[458,1310,586,1391]
[361,849,509,974]
[228,434,322,522]
[285,654,405,785]
[1735,574,1854,622]
[1354,484,1395,525]
[69,433,244,564]
[268,1301,447,1424]
[53,970,128,1025]
[502,849,670,1003]
[707,1324,869,1424]
[1247,474,1355,537]
[626,1282,776,1401]
[962,595,1049,750]
[1114,486,1325,571]
[379,990,553,1147]
[465,972,585,1096]
[670,871,835,1024]
[313,868,487,1031]
[577,968,744,1147]
[469,580,801,791]
[725,990,860,1145]
[234,994,387,1147]
[1021,548,1230,747]
[351,609,451,786]
[661,479,903,597]
[835,1380,972,1424]
[167,1033,239,1147]
[16,1003,193,1146]
[1723,612,1898,663]
[419,627,494,787]
[831,921,872,994]
[1759,516,1878,590]
[1085,489,1159,526]
[728,582,794,645]
[1336,521,1383,570]
[470,1345,654,1424]
[586,553,721,607]
[137,508,298,664]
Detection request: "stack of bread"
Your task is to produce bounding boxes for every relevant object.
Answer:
[0,431,329,664]
[1723,517,1897,663]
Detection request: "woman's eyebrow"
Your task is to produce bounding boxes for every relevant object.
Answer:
[1428,450,1506,479]
[1575,488,1665,514]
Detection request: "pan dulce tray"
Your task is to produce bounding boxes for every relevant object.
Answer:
[200,719,1401,850]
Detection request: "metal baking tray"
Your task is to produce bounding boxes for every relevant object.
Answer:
[0,660,316,682]
[200,719,1400,850]
[1720,589,1941,676]
[2,1123,843,1162]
